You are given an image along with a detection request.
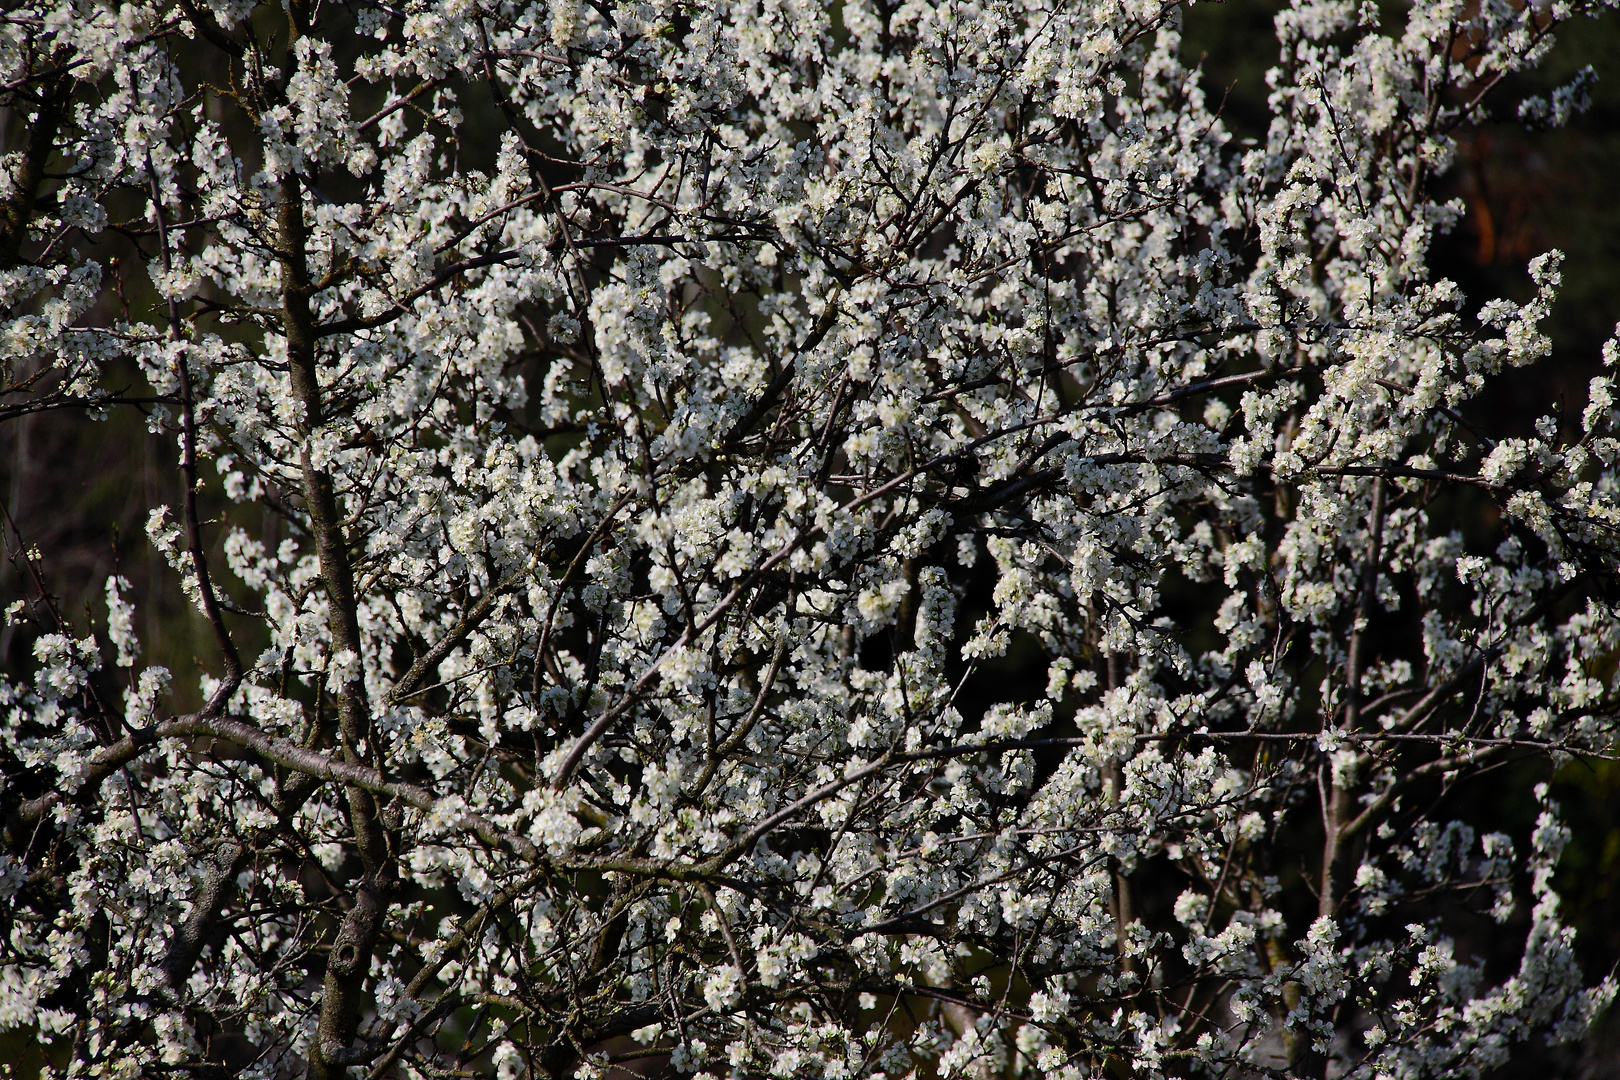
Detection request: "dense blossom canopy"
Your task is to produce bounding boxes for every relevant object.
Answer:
[2,0,1619,1076]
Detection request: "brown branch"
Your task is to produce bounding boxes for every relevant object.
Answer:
[161,842,245,988]
[388,556,538,706]
[1319,477,1384,919]
[278,170,397,1080]
[719,292,843,449]
[311,250,522,339]
[175,0,245,56]
[0,70,68,270]
[151,163,244,716]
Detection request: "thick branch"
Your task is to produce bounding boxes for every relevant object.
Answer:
[1319,477,1384,920]
[278,172,395,1080]
[161,842,244,989]
[719,292,842,448]
[0,72,68,270]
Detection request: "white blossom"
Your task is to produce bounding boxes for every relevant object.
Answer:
[0,0,1616,1076]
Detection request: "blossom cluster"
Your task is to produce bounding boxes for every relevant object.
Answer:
[1,0,1618,1077]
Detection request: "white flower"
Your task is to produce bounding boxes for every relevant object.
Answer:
[702,966,744,1012]
[3,0,1614,1075]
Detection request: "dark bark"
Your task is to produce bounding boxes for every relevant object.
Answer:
[161,842,245,989]
[0,72,68,271]
[277,177,396,1079]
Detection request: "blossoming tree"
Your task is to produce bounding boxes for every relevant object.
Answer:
[2,0,1618,1075]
